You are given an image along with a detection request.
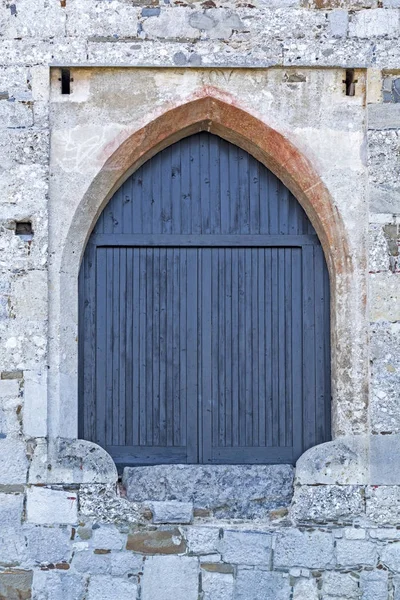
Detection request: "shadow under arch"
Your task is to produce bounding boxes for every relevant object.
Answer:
[53,92,366,446]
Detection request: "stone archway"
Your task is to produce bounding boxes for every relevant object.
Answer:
[48,91,368,455]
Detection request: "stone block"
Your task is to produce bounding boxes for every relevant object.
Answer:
[0,493,23,526]
[23,370,47,438]
[369,224,390,273]
[0,526,27,566]
[336,540,377,567]
[0,378,19,397]
[329,10,349,37]
[0,437,28,485]
[90,524,126,551]
[87,575,138,600]
[26,487,77,525]
[0,570,32,600]
[370,435,400,484]
[291,485,365,523]
[349,9,399,38]
[235,569,290,600]
[32,571,87,600]
[369,104,400,130]
[123,464,294,519]
[79,484,140,525]
[368,130,400,214]
[274,529,335,569]
[71,550,111,575]
[142,555,199,600]
[322,570,360,597]
[366,486,400,524]
[360,570,388,600]
[24,525,72,565]
[218,530,272,566]
[150,501,193,524]
[370,528,400,540]
[370,273,400,322]
[381,542,400,572]
[0,99,33,129]
[110,552,143,577]
[186,527,220,555]
[66,2,140,37]
[370,323,400,435]
[201,570,234,600]
[293,577,319,600]
[295,436,368,485]
[126,527,186,555]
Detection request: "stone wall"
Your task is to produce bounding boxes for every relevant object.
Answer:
[0,1,400,598]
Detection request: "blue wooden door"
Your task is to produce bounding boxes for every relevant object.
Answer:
[79,133,331,468]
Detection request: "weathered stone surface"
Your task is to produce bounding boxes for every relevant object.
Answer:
[291,485,365,523]
[366,486,400,524]
[369,104,400,130]
[381,542,400,572]
[26,487,77,525]
[292,577,319,600]
[336,540,377,567]
[149,501,193,524]
[71,550,111,575]
[349,9,400,38]
[141,556,198,600]
[0,493,24,526]
[370,273,400,323]
[218,530,272,566]
[370,323,400,435]
[201,570,234,600]
[32,571,87,600]
[89,524,127,551]
[24,525,72,565]
[295,436,369,485]
[0,438,28,485]
[123,465,294,518]
[274,529,335,568]
[0,570,32,600]
[79,484,140,525]
[185,527,220,555]
[235,569,291,600]
[360,570,388,600]
[87,575,137,600]
[126,527,186,554]
[370,435,400,484]
[322,570,360,598]
[110,552,143,577]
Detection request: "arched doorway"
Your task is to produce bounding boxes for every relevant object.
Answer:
[78,132,331,469]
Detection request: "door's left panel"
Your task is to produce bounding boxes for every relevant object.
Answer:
[79,244,199,468]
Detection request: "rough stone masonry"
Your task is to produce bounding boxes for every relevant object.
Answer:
[1,0,400,598]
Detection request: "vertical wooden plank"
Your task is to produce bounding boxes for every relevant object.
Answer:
[118,247,127,446]
[152,247,161,446]
[172,248,181,446]
[105,249,114,446]
[200,133,211,234]
[139,248,147,445]
[125,247,134,446]
[190,135,201,235]
[238,248,246,447]
[132,248,140,445]
[186,248,198,462]
[278,248,286,446]
[249,156,260,234]
[218,248,226,448]
[265,248,273,446]
[238,150,250,234]
[146,248,154,445]
[258,247,266,447]
[111,248,120,445]
[159,248,167,446]
[220,138,230,235]
[95,247,107,447]
[152,151,162,235]
[180,141,191,235]
[314,244,327,446]
[245,248,253,446]
[292,248,303,459]
[231,248,239,446]
[166,248,174,447]
[284,248,293,447]
[224,248,233,447]
[324,255,332,440]
[210,249,220,451]
[251,248,259,447]
[161,147,172,234]
[200,248,212,462]
[171,142,181,234]
[302,244,316,451]
[209,134,221,234]
[179,249,187,448]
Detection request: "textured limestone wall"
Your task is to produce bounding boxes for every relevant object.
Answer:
[0,1,400,598]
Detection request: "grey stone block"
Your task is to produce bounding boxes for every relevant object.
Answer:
[0,493,23,526]
[123,465,294,519]
[291,485,365,523]
[360,570,388,600]
[370,435,400,484]
[0,570,32,600]
[87,575,138,600]
[293,577,319,600]
[369,104,400,130]
[366,486,400,525]
[274,529,335,569]
[322,571,360,598]
[110,552,143,577]
[235,569,290,600]
[89,524,127,550]
[142,556,199,600]
[24,525,72,565]
[381,541,400,572]
[201,571,234,600]
[32,571,87,600]
[71,550,111,575]
[336,540,377,567]
[295,436,369,485]
[329,10,349,37]
[218,530,272,566]
[150,501,193,524]
[186,527,220,555]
